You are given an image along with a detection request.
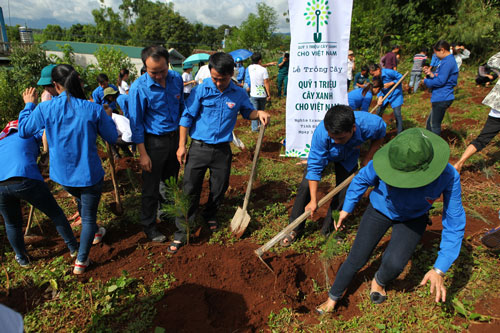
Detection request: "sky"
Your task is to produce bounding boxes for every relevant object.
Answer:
[0,0,290,32]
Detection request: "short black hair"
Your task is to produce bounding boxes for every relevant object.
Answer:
[97,73,109,84]
[141,45,169,67]
[391,45,400,50]
[420,47,428,54]
[208,52,234,76]
[324,105,355,134]
[369,63,380,72]
[251,52,262,64]
[361,65,369,72]
[433,40,450,52]
[284,52,289,58]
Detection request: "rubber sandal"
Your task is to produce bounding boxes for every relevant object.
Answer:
[167,241,183,254]
[370,291,387,304]
[481,226,500,249]
[315,301,335,315]
[280,231,297,247]
[207,220,219,233]
[73,258,91,275]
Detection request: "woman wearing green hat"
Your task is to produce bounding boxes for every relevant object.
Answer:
[316,128,465,314]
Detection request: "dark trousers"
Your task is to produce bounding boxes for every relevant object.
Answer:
[426,100,453,135]
[277,74,288,97]
[475,74,498,85]
[141,132,180,229]
[378,104,403,134]
[328,204,428,301]
[0,178,78,259]
[174,140,232,242]
[289,162,357,234]
[471,115,500,152]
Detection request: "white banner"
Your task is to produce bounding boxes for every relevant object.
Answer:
[286,0,353,157]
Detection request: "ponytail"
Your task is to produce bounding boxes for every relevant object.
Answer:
[52,64,86,101]
[117,68,129,87]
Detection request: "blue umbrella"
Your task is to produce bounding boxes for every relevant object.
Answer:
[229,49,253,61]
[183,53,210,64]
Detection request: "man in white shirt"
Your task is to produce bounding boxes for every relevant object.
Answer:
[182,63,195,99]
[195,63,211,84]
[247,52,271,132]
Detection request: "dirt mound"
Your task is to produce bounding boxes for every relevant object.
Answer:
[151,241,327,331]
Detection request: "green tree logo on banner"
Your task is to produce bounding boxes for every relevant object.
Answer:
[304,0,331,43]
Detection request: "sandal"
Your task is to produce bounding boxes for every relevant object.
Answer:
[370,291,387,304]
[207,220,219,233]
[280,231,297,247]
[315,301,335,315]
[167,240,183,254]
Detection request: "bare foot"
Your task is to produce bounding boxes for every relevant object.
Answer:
[316,298,336,314]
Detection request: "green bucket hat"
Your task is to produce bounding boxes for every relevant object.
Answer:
[37,64,56,86]
[373,128,450,188]
[103,87,118,98]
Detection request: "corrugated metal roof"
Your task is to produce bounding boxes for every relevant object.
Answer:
[41,40,143,58]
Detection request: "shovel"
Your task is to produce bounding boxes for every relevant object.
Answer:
[106,142,123,215]
[254,172,356,272]
[230,123,266,238]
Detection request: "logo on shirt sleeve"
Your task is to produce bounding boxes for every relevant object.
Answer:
[175,94,181,100]
[226,101,236,109]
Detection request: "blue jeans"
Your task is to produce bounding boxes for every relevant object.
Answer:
[0,178,78,260]
[426,100,453,135]
[377,104,403,134]
[250,97,267,131]
[62,179,103,262]
[409,73,421,93]
[328,204,428,301]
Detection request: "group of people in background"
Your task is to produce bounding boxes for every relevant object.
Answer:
[0,40,499,323]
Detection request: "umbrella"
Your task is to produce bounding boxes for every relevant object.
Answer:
[183,53,210,64]
[229,49,253,61]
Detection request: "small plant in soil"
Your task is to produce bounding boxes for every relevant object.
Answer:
[161,177,194,244]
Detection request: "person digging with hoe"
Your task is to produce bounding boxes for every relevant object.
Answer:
[316,128,465,314]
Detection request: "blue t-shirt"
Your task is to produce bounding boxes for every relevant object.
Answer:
[424,54,458,103]
[343,161,465,273]
[377,69,404,108]
[92,84,118,110]
[306,111,387,181]
[0,130,44,182]
[116,94,129,119]
[348,88,373,112]
[179,78,255,144]
[128,71,185,144]
[18,93,118,187]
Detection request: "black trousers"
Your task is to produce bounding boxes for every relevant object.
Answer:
[471,115,500,152]
[289,162,357,234]
[140,131,180,229]
[174,140,232,242]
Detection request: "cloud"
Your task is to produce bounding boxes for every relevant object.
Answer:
[1,0,289,32]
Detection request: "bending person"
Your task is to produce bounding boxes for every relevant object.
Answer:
[454,51,500,173]
[316,128,465,314]
[0,117,78,267]
[18,65,118,274]
[282,105,386,246]
[348,77,383,112]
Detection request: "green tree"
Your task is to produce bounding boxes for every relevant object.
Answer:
[93,46,137,89]
[92,0,130,44]
[42,24,65,41]
[226,2,281,52]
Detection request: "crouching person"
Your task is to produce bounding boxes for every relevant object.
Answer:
[316,128,465,314]
[172,52,270,254]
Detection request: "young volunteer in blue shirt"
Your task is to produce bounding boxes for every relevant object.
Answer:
[172,52,271,254]
[0,118,78,267]
[18,64,118,274]
[423,40,459,136]
[369,64,405,134]
[316,128,465,314]
[348,77,383,112]
[281,105,386,246]
[91,73,119,111]
[128,45,185,243]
